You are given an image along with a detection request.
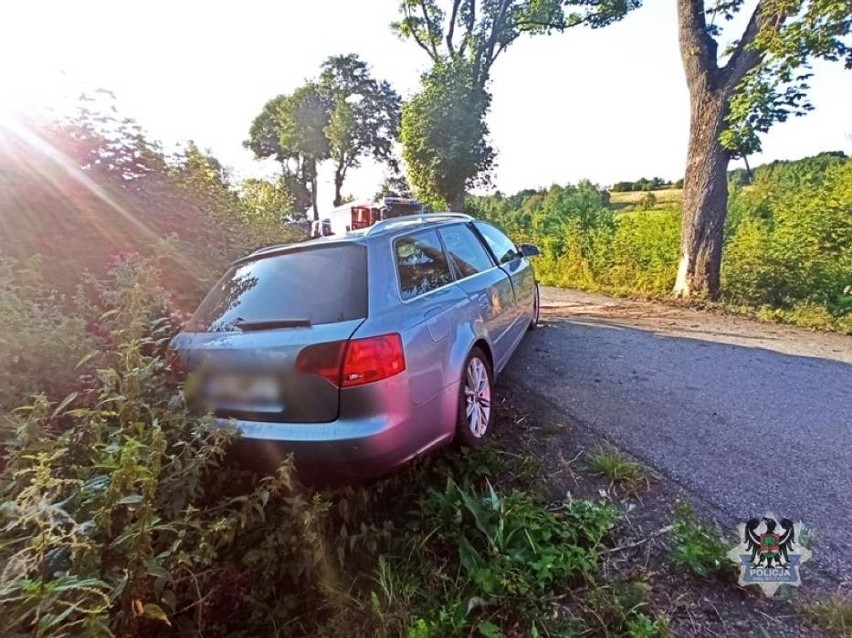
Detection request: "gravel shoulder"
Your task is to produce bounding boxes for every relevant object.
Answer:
[538,287,852,363]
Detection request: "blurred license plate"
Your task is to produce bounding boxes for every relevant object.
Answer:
[207,374,280,403]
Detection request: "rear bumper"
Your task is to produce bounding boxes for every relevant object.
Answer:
[218,380,460,479]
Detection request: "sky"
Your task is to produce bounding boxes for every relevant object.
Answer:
[2,0,851,212]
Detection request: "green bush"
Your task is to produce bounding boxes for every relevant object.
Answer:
[0,258,92,417]
[604,211,680,293]
[638,192,657,211]
[472,154,851,331]
[723,159,852,321]
[0,257,343,637]
[721,217,772,303]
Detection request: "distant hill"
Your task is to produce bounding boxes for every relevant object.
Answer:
[607,151,848,193]
[728,151,848,186]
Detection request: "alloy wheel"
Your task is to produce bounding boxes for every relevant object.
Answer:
[464,357,491,438]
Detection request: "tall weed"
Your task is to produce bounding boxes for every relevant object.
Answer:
[0,257,92,418]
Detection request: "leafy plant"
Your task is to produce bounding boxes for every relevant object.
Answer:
[638,191,657,211]
[422,478,617,601]
[0,257,93,418]
[0,256,341,637]
[669,502,731,578]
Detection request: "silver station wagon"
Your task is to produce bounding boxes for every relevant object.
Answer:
[171,213,540,478]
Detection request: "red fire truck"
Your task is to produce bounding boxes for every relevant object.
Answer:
[321,197,423,236]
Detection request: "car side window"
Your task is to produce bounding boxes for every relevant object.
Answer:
[438,224,495,279]
[395,230,454,300]
[473,222,521,265]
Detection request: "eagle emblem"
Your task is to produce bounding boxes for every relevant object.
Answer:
[727,513,812,597]
[745,516,795,568]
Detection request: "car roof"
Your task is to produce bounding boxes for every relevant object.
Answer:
[360,213,474,238]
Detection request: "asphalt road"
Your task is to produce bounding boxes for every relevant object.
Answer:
[504,287,852,572]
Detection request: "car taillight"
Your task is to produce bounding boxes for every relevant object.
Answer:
[296,334,406,388]
[341,333,406,388]
[295,341,347,386]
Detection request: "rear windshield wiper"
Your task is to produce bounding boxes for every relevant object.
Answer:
[234,318,312,331]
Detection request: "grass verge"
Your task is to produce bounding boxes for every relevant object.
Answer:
[800,593,852,637]
[585,446,649,496]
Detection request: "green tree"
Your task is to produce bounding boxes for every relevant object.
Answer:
[248,56,401,213]
[638,191,657,211]
[276,84,330,220]
[394,0,639,208]
[246,85,330,219]
[673,0,851,299]
[611,181,635,192]
[319,55,402,207]
[239,177,296,224]
[172,141,235,209]
[400,60,494,210]
[53,89,166,181]
[374,173,414,201]
[245,94,313,215]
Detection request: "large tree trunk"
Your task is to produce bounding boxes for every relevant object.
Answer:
[673,90,730,299]
[448,189,465,213]
[306,158,319,220]
[742,153,753,183]
[333,162,345,208]
[674,0,781,300]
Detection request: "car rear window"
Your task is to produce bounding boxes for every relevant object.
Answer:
[187,244,368,332]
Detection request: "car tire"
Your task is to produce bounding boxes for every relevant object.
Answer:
[455,347,494,448]
[528,284,540,331]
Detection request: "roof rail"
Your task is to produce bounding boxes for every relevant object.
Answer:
[364,212,473,236]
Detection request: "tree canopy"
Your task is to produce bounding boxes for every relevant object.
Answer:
[374,173,414,201]
[319,55,401,206]
[393,0,641,88]
[712,0,852,156]
[400,60,494,211]
[246,87,328,217]
[395,0,640,209]
[246,55,400,215]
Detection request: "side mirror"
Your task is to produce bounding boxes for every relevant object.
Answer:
[520,243,540,258]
